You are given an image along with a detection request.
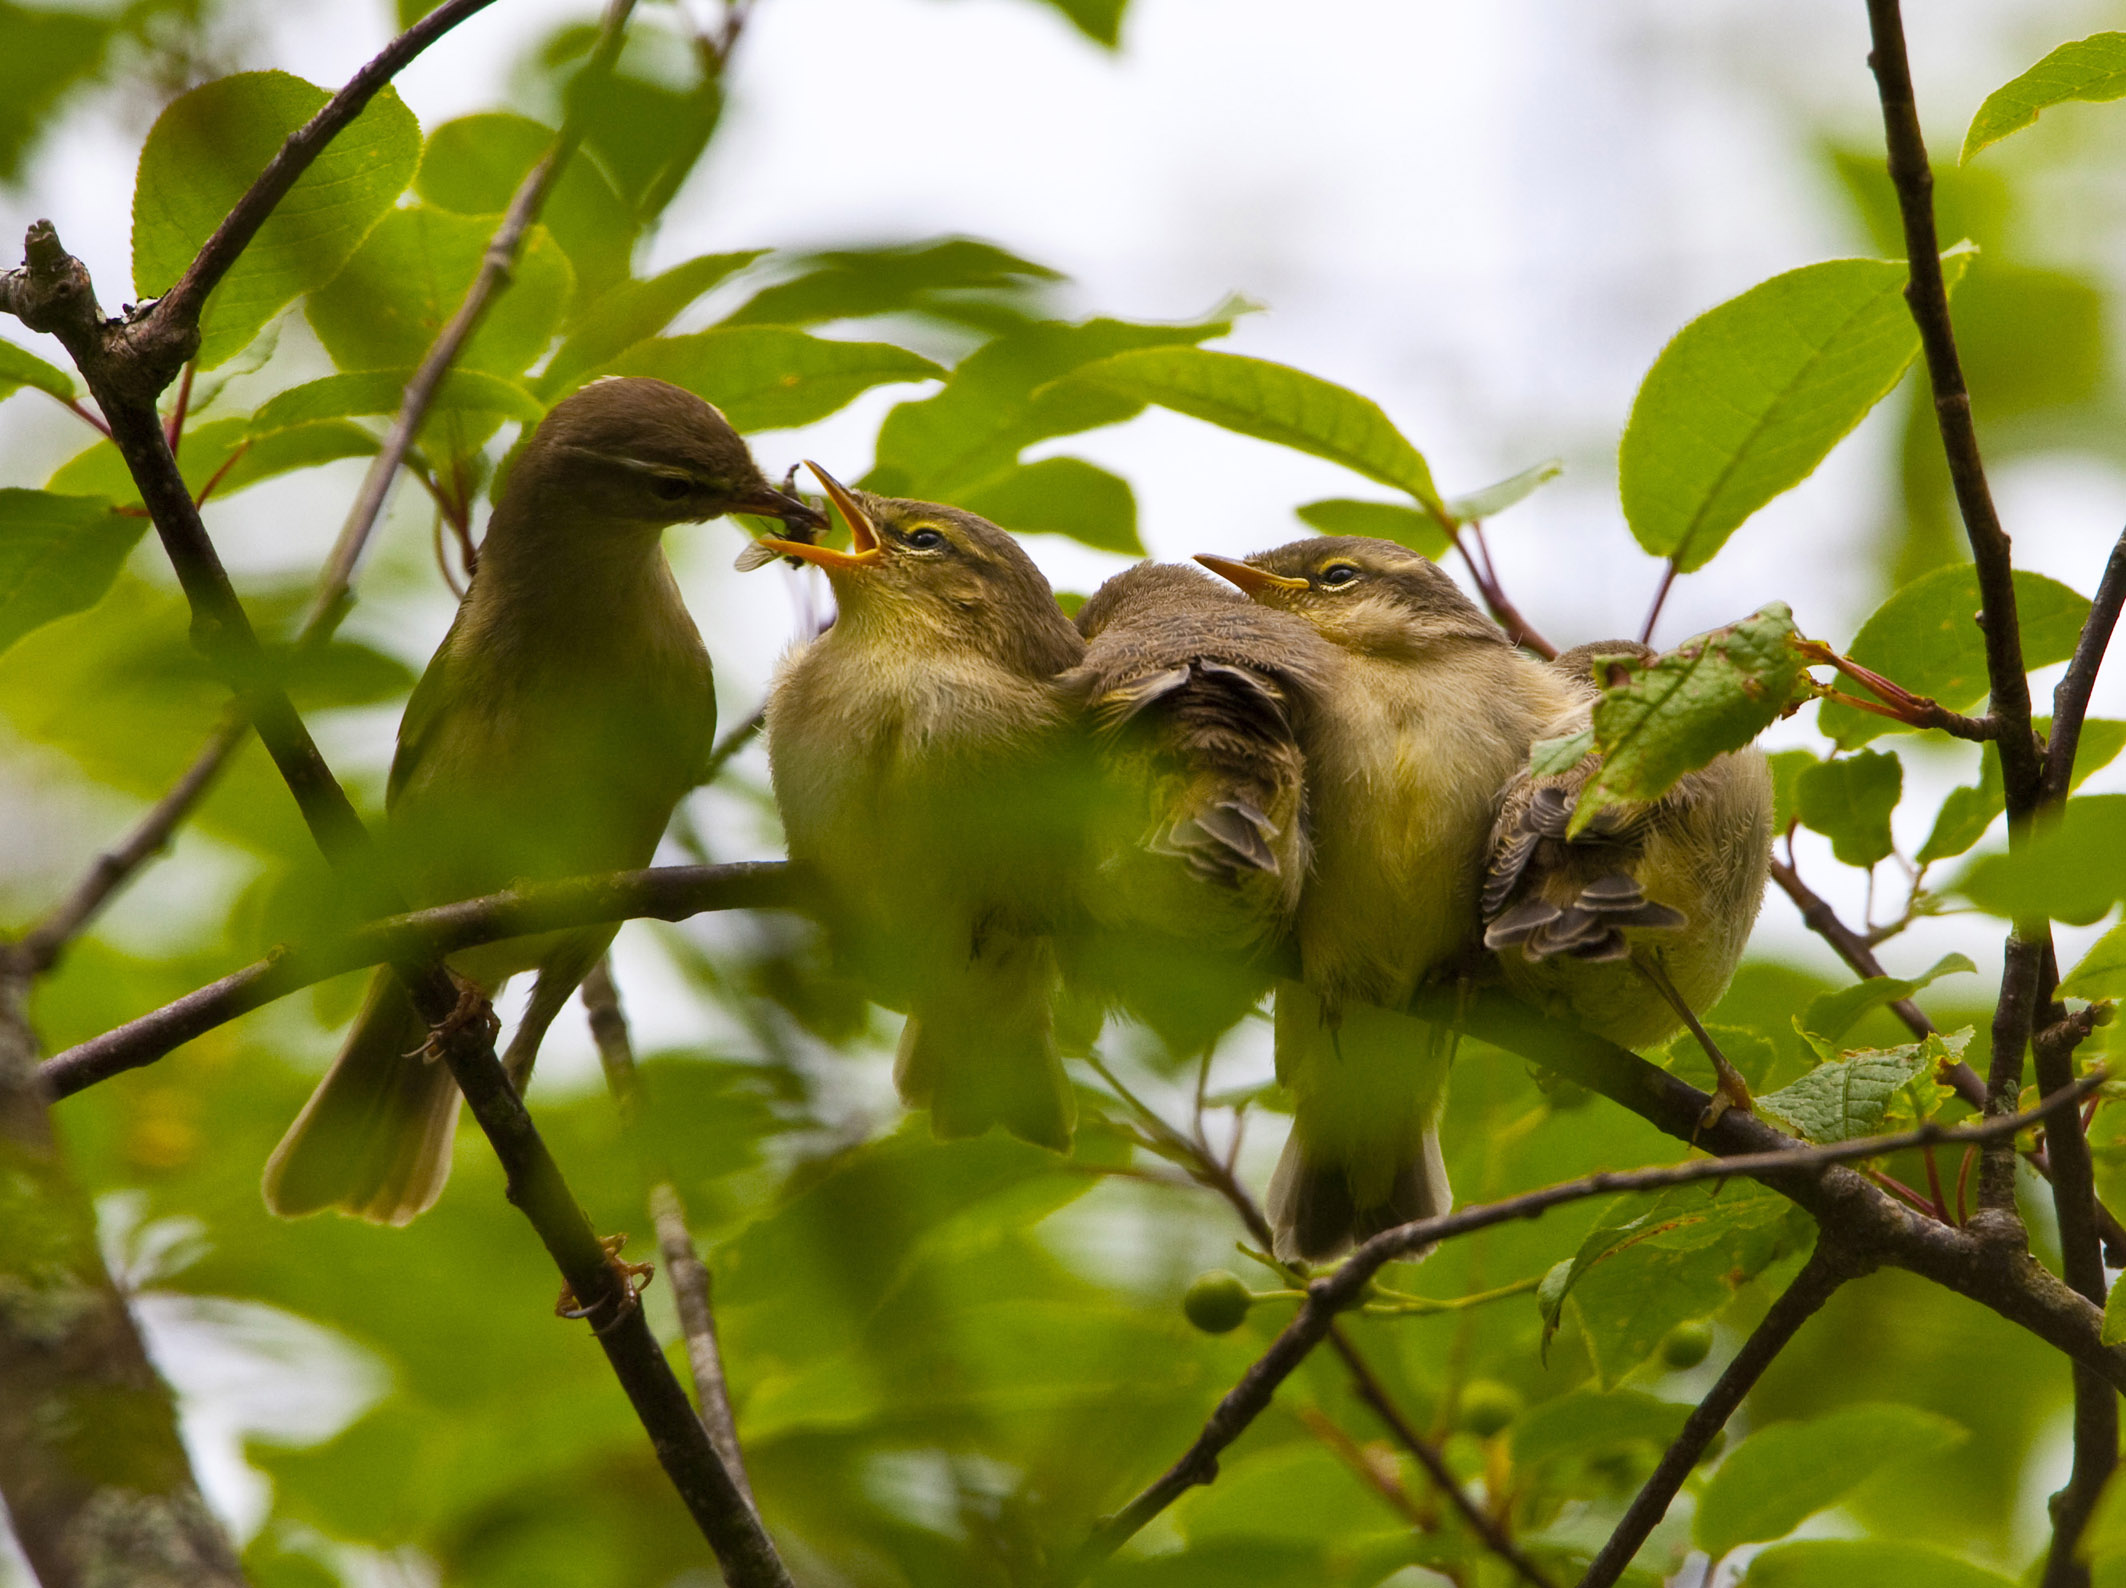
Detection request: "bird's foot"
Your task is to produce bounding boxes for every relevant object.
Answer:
[555,1233,655,1331]
[410,975,500,1062]
[1697,1054,1755,1131]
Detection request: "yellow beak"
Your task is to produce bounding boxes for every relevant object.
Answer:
[1195,554,1309,595]
[758,461,885,571]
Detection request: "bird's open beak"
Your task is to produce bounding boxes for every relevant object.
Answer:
[1195,554,1309,595]
[758,462,884,571]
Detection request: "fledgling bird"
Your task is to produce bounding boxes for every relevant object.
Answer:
[264,376,823,1224]
[1058,561,1336,1054]
[1199,537,1579,1261]
[1482,640,1774,1118]
[758,467,1089,1149]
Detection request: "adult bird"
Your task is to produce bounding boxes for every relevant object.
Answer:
[1482,640,1774,1121]
[264,376,823,1224]
[1060,561,1336,1056]
[1199,537,1577,1261]
[757,467,1088,1149]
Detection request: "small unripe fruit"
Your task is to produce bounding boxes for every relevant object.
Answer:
[1457,1379,1523,1437]
[1661,1319,1715,1370]
[1184,1270,1252,1334]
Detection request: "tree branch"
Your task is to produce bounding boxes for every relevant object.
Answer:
[2045,525,2126,806]
[1578,1247,1854,1588]
[39,862,802,1099]
[582,959,758,1516]
[1062,1074,2102,1583]
[0,962,248,1587]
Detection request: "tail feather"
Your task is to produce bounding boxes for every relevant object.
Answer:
[263,969,463,1226]
[894,933,1073,1152]
[1268,1123,1451,1263]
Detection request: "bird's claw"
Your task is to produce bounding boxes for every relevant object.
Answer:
[555,1233,655,1331]
[1697,1059,1755,1131]
[411,976,500,1062]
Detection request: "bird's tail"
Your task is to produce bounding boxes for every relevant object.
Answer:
[895,932,1074,1152]
[1267,989,1455,1263]
[263,968,464,1226]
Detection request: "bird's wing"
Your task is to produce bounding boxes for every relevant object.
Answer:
[1482,762,1682,961]
[386,614,465,812]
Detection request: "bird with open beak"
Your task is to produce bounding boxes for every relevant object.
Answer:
[755,467,1089,1149]
[1198,537,1579,1262]
[265,377,824,1224]
[1482,640,1773,1122]
[1058,560,1337,1057]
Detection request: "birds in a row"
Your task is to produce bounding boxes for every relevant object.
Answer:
[264,376,1774,1266]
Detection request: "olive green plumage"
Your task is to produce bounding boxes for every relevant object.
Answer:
[1059,560,1335,1053]
[762,473,1089,1150]
[1483,640,1774,1053]
[264,377,820,1224]
[1202,536,1579,1261]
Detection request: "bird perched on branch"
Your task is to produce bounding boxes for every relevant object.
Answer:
[1200,537,1577,1261]
[1482,640,1773,1121]
[264,376,823,1224]
[757,467,1088,1149]
[1059,561,1336,1055]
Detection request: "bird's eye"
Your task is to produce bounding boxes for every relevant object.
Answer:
[1318,563,1361,587]
[649,473,691,502]
[904,527,946,550]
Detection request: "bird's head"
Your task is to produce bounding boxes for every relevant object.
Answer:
[758,464,1083,674]
[1195,536,1502,657]
[510,377,825,534]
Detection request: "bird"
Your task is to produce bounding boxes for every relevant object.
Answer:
[263,376,823,1224]
[1198,536,1579,1261]
[756,465,1089,1150]
[1481,640,1774,1121]
[1057,560,1337,1056]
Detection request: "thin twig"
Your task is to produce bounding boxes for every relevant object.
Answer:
[39,862,803,1098]
[1450,529,1556,659]
[702,707,767,785]
[1578,1247,1853,1588]
[312,0,639,632]
[2045,525,2126,805]
[582,959,759,1515]
[1638,559,1677,646]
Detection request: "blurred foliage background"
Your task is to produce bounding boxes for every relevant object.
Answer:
[6,1,2126,1585]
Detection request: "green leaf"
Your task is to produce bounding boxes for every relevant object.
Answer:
[1917,718,2123,863]
[598,327,942,433]
[1443,458,1563,522]
[414,112,636,311]
[1963,33,2126,163]
[1744,1540,2014,1588]
[1529,728,1594,780]
[1547,1185,1807,1387]
[2101,1264,2126,1347]
[552,25,723,224]
[1619,255,1965,573]
[1695,1403,1968,1557]
[955,457,1142,555]
[1959,794,2126,925]
[133,72,421,368]
[538,250,766,396]
[1817,566,2090,748]
[0,2,111,183]
[1024,0,1128,48]
[0,490,138,657]
[252,369,544,431]
[871,310,1234,496]
[0,337,77,402]
[1508,1389,1689,1470]
[1799,957,1975,1047]
[1068,347,1446,518]
[2064,921,2126,1002]
[1767,748,1817,833]
[1571,603,1800,836]
[721,237,1061,328]
[1794,748,1902,867]
[1756,1037,1951,1142]
[1294,497,1450,559]
[306,206,574,379]
[51,417,382,509]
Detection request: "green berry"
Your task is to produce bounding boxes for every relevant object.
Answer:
[1184,1270,1252,1334]
[1457,1379,1523,1437]
[1661,1319,1715,1370]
